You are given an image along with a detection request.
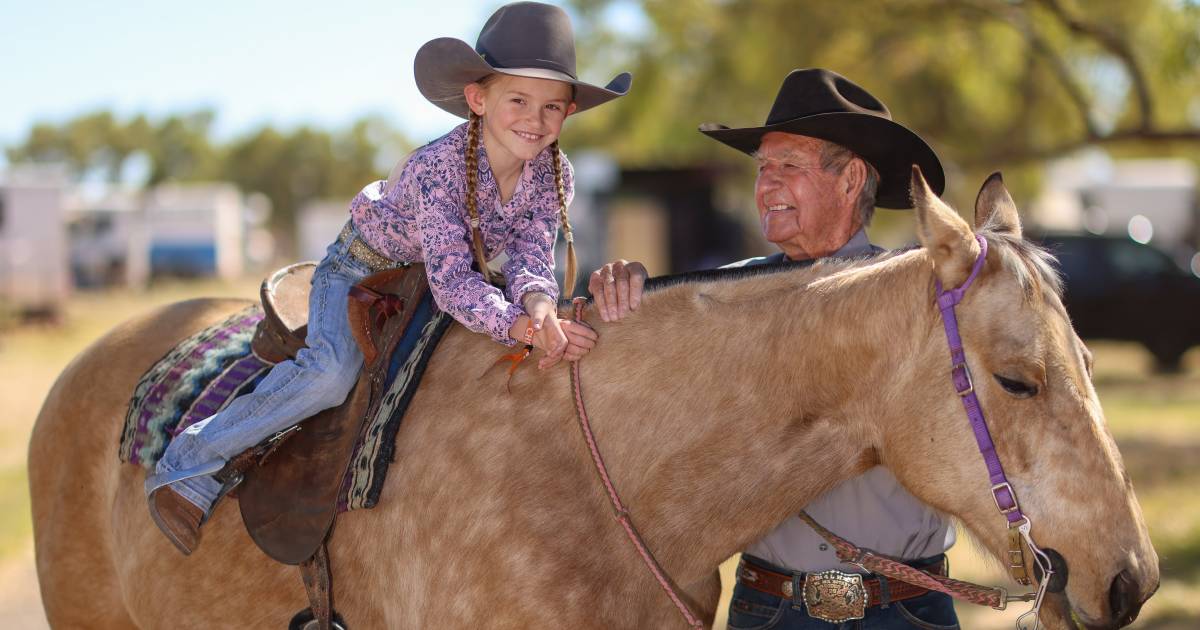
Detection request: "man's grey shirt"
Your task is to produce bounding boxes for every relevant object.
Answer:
[726,229,955,573]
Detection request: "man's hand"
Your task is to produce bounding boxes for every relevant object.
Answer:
[588,260,648,322]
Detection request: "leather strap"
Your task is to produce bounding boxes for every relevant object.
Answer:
[568,298,704,629]
[299,543,334,630]
[738,556,944,606]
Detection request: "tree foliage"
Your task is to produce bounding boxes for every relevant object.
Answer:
[6,112,410,234]
[567,0,1200,203]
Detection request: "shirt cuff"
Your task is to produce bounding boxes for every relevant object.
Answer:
[493,301,526,347]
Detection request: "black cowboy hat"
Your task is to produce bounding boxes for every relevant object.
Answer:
[414,1,632,119]
[700,69,944,209]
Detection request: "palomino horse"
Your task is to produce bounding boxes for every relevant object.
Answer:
[30,172,1156,629]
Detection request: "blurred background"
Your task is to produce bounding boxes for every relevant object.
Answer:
[2,1,1199,627]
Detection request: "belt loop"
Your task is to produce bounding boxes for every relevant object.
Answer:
[790,572,804,611]
[877,573,891,609]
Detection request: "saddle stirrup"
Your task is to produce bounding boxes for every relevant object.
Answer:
[144,459,226,497]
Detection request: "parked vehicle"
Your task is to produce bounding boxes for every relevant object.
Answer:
[1032,232,1200,372]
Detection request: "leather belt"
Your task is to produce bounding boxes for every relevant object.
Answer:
[737,556,945,614]
[338,223,403,273]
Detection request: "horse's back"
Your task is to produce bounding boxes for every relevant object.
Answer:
[29,298,252,629]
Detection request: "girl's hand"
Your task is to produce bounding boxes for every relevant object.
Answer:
[520,293,568,358]
[538,319,598,369]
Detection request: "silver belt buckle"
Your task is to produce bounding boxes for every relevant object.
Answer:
[802,569,868,623]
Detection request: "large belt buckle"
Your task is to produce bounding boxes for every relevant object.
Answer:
[802,570,868,623]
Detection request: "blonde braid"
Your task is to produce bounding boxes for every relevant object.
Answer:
[464,112,496,285]
[551,140,577,297]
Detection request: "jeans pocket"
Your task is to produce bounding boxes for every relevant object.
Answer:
[894,592,960,630]
[727,595,786,630]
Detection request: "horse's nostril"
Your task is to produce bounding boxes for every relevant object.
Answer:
[1108,569,1142,627]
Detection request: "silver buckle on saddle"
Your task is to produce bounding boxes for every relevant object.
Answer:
[802,570,868,623]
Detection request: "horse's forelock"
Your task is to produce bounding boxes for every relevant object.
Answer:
[979,229,1064,302]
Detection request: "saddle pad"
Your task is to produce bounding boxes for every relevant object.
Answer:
[120,305,268,468]
[120,297,451,512]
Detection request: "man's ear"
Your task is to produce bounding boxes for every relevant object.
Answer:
[974,172,1022,237]
[840,158,867,206]
[912,165,980,289]
[463,83,487,117]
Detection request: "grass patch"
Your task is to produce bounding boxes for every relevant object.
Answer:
[0,465,31,560]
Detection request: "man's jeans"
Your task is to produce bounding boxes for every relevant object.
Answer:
[727,554,959,630]
[154,226,374,512]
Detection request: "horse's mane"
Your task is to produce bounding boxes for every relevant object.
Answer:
[633,230,1061,304]
[639,247,914,295]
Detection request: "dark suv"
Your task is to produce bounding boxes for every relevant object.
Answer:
[1031,232,1200,372]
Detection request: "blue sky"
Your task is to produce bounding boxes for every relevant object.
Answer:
[0,1,645,152]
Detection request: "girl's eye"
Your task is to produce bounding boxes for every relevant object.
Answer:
[546,104,561,111]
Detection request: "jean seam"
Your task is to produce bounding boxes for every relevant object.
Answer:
[894,597,960,630]
[728,594,787,630]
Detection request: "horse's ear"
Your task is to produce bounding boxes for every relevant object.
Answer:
[974,172,1022,237]
[912,165,981,289]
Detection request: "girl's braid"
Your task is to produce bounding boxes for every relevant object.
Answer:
[464,112,496,285]
[550,140,577,297]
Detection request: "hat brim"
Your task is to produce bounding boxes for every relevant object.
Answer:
[414,38,631,119]
[699,113,945,209]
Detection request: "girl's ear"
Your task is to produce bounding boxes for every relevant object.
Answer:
[566,102,578,116]
[464,83,487,117]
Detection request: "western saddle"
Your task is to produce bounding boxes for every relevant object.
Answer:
[221,261,427,630]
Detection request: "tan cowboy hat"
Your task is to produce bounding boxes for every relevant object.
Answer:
[414,1,632,119]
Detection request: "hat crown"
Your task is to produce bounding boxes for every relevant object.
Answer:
[475,2,578,79]
[765,69,891,126]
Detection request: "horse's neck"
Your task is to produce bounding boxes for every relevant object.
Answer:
[582,251,935,581]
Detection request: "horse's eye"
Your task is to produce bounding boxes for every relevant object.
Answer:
[994,374,1038,398]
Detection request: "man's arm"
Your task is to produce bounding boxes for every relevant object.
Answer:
[588,260,648,322]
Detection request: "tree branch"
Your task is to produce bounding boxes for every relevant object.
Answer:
[969,128,1200,166]
[1031,0,1154,130]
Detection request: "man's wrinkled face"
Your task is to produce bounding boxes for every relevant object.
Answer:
[754,132,862,260]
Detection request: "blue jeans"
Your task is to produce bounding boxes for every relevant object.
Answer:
[727,555,959,630]
[154,226,374,511]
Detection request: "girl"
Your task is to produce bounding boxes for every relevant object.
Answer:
[146,1,631,555]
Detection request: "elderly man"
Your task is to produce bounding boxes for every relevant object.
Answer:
[590,69,959,629]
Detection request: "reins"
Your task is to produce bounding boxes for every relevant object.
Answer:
[567,298,705,629]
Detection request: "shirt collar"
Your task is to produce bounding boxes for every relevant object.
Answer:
[831,228,874,258]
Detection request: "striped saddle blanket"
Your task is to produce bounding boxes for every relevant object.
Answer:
[119,290,451,512]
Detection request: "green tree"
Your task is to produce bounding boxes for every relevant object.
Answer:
[567,0,1200,206]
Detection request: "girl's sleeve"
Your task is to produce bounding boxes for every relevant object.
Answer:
[407,162,523,346]
[502,157,573,306]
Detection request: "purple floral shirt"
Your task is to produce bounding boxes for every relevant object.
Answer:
[349,122,573,345]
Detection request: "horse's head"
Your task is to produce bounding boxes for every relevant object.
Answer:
[887,169,1158,629]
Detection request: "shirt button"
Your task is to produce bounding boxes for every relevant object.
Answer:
[819,543,829,551]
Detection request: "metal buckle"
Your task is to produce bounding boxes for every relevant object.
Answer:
[802,570,867,623]
[991,482,1020,515]
[951,361,974,396]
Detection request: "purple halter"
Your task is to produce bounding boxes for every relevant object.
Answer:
[934,235,1026,525]
[935,234,1056,628]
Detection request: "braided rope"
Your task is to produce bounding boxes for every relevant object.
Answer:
[550,141,577,297]
[797,511,1018,609]
[568,298,703,629]
[464,112,497,286]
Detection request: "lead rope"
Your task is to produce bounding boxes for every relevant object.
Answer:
[568,297,704,629]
